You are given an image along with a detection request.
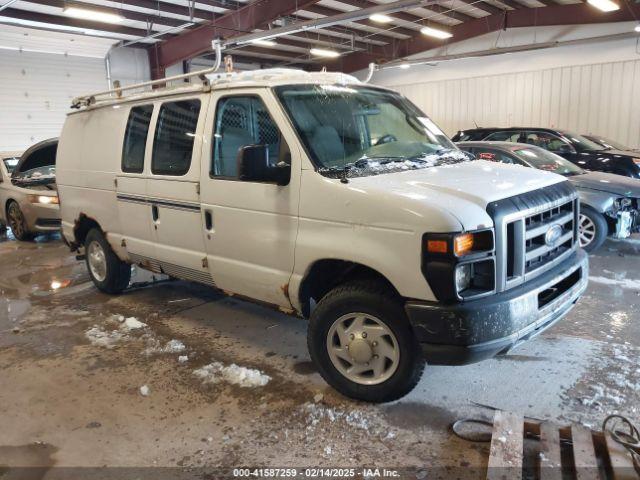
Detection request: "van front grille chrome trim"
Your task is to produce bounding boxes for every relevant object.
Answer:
[487,181,579,293]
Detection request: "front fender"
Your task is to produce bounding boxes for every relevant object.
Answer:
[578,189,616,213]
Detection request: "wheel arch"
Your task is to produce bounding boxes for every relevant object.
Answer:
[73,213,103,247]
[297,259,400,318]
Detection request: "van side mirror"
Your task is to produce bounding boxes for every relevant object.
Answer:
[237,144,290,186]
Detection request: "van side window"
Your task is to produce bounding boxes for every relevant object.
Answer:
[151,99,201,176]
[122,105,153,173]
[212,96,285,178]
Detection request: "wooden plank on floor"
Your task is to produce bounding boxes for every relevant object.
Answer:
[604,431,638,480]
[487,410,524,480]
[539,422,562,480]
[571,424,599,480]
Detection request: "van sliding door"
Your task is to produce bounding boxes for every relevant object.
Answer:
[146,96,212,284]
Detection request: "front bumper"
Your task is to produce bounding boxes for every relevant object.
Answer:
[405,249,588,365]
[21,201,61,232]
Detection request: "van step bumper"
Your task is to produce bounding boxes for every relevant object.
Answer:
[405,249,588,366]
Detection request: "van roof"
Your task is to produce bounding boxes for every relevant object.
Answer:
[69,68,365,113]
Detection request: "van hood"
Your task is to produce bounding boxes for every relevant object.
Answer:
[348,160,567,229]
[350,160,565,206]
[569,171,640,197]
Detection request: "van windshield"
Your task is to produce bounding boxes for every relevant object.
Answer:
[275,84,469,177]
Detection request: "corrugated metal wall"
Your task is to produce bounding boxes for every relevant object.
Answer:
[392,59,640,149]
[0,49,107,152]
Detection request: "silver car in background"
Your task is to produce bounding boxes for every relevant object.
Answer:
[0,138,60,240]
[457,141,640,252]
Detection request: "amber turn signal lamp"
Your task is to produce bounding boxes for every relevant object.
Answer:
[427,239,448,254]
[454,233,475,256]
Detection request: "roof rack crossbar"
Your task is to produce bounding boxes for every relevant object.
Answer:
[71,40,224,109]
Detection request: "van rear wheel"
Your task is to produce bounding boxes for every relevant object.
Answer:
[307,280,425,403]
[85,228,131,294]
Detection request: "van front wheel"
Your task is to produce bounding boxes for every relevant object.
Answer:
[307,280,425,403]
[85,228,131,294]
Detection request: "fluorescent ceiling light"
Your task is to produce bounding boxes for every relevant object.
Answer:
[420,26,453,39]
[310,48,340,58]
[399,63,411,69]
[250,39,277,47]
[64,6,124,23]
[586,0,619,11]
[369,13,393,23]
[635,24,640,32]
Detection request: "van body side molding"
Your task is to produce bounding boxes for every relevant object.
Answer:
[116,194,201,212]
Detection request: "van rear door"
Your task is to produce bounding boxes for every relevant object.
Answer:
[117,105,156,260]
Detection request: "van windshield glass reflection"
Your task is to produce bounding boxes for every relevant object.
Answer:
[275,85,470,178]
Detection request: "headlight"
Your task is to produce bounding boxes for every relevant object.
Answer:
[28,195,59,205]
[426,230,493,257]
[455,264,471,293]
[423,230,496,301]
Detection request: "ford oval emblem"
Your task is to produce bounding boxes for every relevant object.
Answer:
[545,224,563,247]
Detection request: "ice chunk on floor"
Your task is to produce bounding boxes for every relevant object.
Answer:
[122,317,147,331]
[144,338,186,356]
[85,326,125,349]
[164,339,185,353]
[193,362,270,387]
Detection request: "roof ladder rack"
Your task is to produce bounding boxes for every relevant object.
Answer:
[71,40,224,109]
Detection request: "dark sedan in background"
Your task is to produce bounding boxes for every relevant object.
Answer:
[452,128,640,178]
[457,141,640,252]
[583,134,638,153]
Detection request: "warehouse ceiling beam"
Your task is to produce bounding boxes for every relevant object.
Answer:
[155,0,242,11]
[149,0,324,77]
[0,7,169,39]
[335,0,477,23]
[302,4,421,38]
[18,0,190,28]
[338,1,640,72]
[456,0,505,15]
[222,0,438,47]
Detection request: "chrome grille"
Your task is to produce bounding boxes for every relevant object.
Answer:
[524,201,575,274]
[489,182,579,293]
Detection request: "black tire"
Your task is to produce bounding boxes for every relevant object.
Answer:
[6,201,33,241]
[579,206,608,253]
[307,279,425,403]
[85,228,131,294]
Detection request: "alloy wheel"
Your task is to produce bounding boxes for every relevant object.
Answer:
[7,203,26,239]
[326,312,400,385]
[579,213,596,248]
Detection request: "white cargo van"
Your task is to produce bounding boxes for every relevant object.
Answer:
[57,68,588,402]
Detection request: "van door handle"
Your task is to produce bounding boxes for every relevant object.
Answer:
[204,210,213,231]
[152,205,159,222]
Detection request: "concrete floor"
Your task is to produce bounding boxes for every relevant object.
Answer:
[0,229,638,476]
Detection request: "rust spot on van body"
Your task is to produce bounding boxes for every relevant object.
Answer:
[280,283,290,300]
